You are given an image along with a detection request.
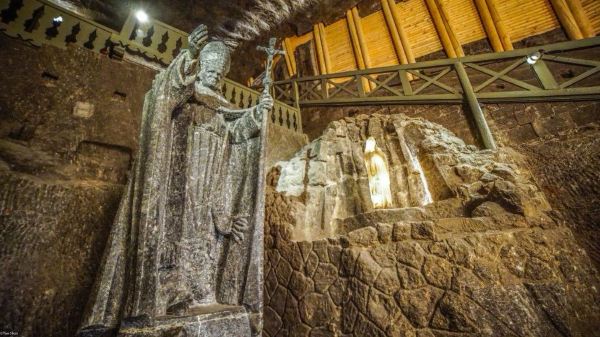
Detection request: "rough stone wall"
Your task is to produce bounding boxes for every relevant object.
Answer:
[300,100,600,269]
[518,127,600,267]
[0,33,159,337]
[0,34,156,178]
[486,102,600,271]
[265,209,600,337]
[264,114,600,337]
[267,123,309,169]
[0,34,157,337]
[0,172,122,337]
[275,114,549,240]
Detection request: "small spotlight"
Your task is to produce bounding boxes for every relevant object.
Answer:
[52,16,63,24]
[527,51,542,65]
[135,10,149,23]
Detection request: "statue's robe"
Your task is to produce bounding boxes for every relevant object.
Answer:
[78,49,264,334]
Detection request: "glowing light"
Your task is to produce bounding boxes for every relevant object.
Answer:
[364,137,394,209]
[135,10,149,23]
[527,51,542,65]
[52,16,63,24]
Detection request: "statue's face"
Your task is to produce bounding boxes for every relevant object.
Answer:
[198,63,224,91]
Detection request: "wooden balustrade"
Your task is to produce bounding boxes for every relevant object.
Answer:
[273,37,600,106]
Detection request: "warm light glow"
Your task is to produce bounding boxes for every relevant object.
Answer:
[135,10,149,23]
[364,137,394,209]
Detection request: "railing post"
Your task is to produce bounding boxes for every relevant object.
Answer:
[399,70,413,96]
[454,62,497,150]
[356,75,366,97]
[321,78,329,99]
[293,80,300,109]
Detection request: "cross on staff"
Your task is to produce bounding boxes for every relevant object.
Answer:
[257,37,285,96]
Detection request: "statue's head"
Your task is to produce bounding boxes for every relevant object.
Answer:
[364,137,377,153]
[197,41,231,92]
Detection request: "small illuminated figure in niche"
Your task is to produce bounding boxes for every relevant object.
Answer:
[364,137,394,208]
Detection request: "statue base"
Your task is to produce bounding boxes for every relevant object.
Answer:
[118,304,251,337]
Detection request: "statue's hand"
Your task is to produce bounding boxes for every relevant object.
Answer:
[255,93,274,121]
[188,24,208,57]
[231,215,249,243]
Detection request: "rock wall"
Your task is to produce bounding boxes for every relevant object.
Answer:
[275,114,549,240]
[300,100,600,270]
[264,114,600,337]
[0,34,156,337]
[0,172,122,337]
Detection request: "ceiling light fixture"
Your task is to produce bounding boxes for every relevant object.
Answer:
[135,10,149,23]
[527,51,542,65]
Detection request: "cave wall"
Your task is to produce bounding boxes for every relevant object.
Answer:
[0,34,156,337]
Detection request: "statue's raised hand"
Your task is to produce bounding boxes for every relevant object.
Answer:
[255,93,274,121]
[188,24,208,57]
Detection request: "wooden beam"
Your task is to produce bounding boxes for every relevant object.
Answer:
[352,7,372,69]
[346,11,366,70]
[313,24,327,75]
[424,0,457,58]
[388,0,415,64]
[286,38,298,75]
[566,0,594,38]
[346,10,373,91]
[318,23,333,74]
[435,0,465,57]
[473,0,503,52]
[282,38,295,77]
[485,0,513,51]
[381,0,408,65]
[550,0,583,40]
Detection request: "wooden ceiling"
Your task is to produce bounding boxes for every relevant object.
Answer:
[279,0,600,79]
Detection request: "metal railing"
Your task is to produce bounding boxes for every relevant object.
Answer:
[0,0,303,133]
[273,37,600,107]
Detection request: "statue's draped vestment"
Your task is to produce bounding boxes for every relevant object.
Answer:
[79,49,264,332]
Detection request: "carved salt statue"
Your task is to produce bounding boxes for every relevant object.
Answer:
[77,25,272,337]
[364,137,394,208]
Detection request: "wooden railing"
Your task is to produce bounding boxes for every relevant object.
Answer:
[273,37,600,107]
[0,0,302,133]
[224,79,302,132]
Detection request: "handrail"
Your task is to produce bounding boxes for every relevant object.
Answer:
[0,0,303,133]
[273,36,600,107]
[274,37,600,84]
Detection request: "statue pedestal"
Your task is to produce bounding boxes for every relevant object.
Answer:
[119,305,251,337]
